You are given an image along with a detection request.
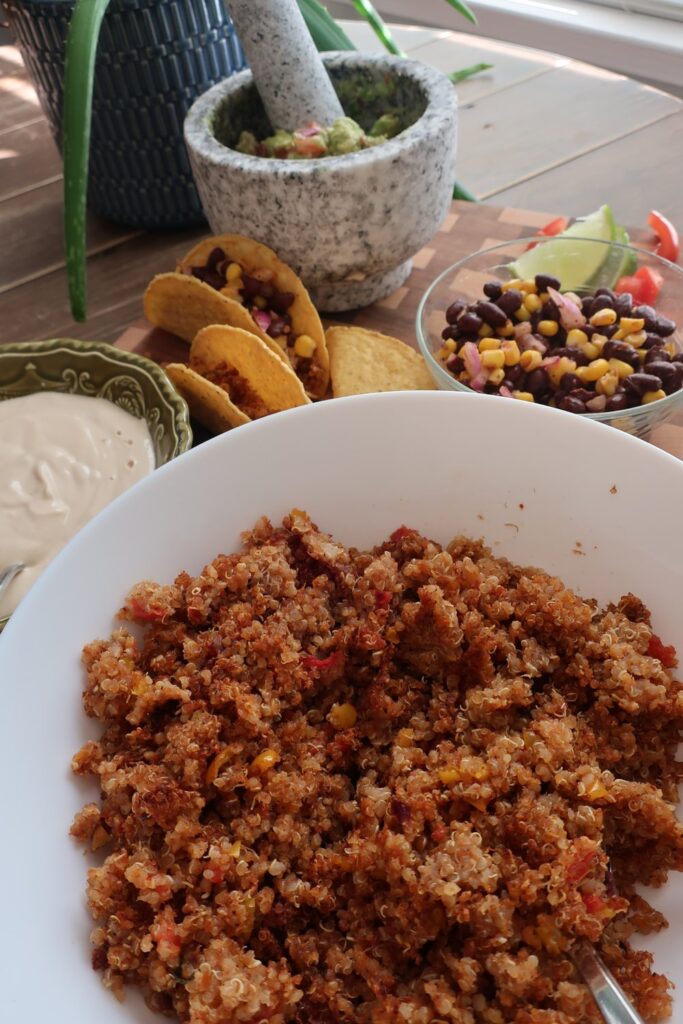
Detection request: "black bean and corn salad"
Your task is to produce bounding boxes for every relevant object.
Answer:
[437,273,683,413]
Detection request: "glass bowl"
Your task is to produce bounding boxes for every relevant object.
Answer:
[416,236,683,438]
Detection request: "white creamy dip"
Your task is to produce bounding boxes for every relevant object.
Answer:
[0,392,155,618]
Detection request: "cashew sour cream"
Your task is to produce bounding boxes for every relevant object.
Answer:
[0,392,155,618]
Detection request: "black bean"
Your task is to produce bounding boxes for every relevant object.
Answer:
[602,324,620,339]
[552,346,588,366]
[567,387,595,404]
[648,361,683,394]
[457,312,484,335]
[560,372,583,393]
[441,326,455,341]
[241,273,262,298]
[541,299,560,322]
[535,273,561,292]
[445,300,466,325]
[504,364,524,386]
[656,315,676,337]
[192,266,224,290]
[672,353,683,365]
[602,341,640,369]
[483,281,502,300]
[258,280,274,301]
[643,332,664,349]
[206,246,226,271]
[606,393,630,412]
[496,289,523,316]
[644,346,670,365]
[446,355,464,374]
[582,324,596,339]
[590,294,615,315]
[624,373,662,397]
[557,394,587,414]
[614,294,633,318]
[271,290,295,314]
[595,287,615,299]
[266,316,287,338]
[581,296,594,316]
[525,368,551,399]
[633,305,658,331]
[476,300,508,329]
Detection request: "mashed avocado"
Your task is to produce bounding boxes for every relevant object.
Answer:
[236,112,403,160]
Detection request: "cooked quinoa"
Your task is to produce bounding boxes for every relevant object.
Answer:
[71,510,683,1023]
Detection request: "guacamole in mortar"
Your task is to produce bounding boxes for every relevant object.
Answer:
[236,113,403,160]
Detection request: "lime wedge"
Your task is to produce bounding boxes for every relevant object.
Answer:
[587,226,637,290]
[509,205,616,291]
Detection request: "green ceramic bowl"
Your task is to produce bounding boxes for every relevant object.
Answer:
[0,338,192,630]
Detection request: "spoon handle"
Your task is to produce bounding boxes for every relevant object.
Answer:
[0,563,25,607]
[573,943,646,1024]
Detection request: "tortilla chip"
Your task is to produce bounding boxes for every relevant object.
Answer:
[165,363,250,434]
[144,273,287,363]
[191,326,310,413]
[179,234,330,399]
[326,326,435,398]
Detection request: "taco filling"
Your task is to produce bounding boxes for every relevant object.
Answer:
[193,358,270,421]
[180,245,324,395]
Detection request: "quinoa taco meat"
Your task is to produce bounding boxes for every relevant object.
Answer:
[166,325,310,434]
[145,234,329,399]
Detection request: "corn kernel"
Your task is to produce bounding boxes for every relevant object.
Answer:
[566,328,588,347]
[524,293,542,313]
[514,305,532,322]
[538,292,549,303]
[666,342,677,356]
[328,703,357,729]
[577,358,609,382]
[581,341,599,360]
[439,767,461,785]
[437,346,448,360]
[608,358,634,379]
[443,338,456,354]
[624,330,647,348]
[519,279,538,294]
[478,323,494,338]
[596,372,619,397]
[591,333,607,353]
[206,747,232,786]
[502,278,522,291]
[548,357,576,387]
[520,349,542,371]
[590,308,617,327]
[481,349,505,370]
[91,825,110,852]
[638,348,648,363]
[563,291,582,306]
[619,317,645,334]
[488,368,505,386]
[498,320,515,337]
[396,728,414,748]
[513,391,535,402]
[584,779,609,801]
[226,261,242,283]
[251,748,280,774]
[611,328,626,341]
[538,320,559,337]
[253,295,268,310]
[478,337,501,352]
[501,339,521,366]
[228,841,242,858]
[294,334,317,359]
[642,389,666,405]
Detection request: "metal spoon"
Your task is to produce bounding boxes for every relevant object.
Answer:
[0,562,25,609]
[572,942,646,1024]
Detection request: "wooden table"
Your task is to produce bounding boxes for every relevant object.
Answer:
[1,19,682,455]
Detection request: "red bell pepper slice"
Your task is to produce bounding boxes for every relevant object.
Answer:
[615,265,663,305]
[648,210,679,263]
[647,634,677,668]
[525,216,569,251]
[302,651,343,671]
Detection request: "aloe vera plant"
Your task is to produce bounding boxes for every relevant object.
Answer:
[64,0,481,320]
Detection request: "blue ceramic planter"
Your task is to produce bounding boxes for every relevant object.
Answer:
[3,0,246,227]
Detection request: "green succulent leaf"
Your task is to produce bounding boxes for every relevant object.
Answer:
[296,0,356,49]
[348,0,406,57]
[450,62,492,83]
[442,0,478,25]
[63,0,111,321]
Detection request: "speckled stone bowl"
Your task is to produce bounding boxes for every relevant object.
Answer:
[184,52,458,311]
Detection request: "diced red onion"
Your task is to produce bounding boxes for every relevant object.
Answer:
[513,321,532,340]
[297,121,324,138]
[547,286,585,330]
[586,394,607,412]
[540,355,560,368]
[499,385,514,398]
[252,309,272,332]
[460,342,485,391]
[519,335,547,354]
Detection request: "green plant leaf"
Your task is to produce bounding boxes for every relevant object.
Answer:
[63,0,111,321]
[453,180,478,202]
[450,62,492,83]
[442,0,478,25]
[296,0,356,50]
[349,0,406,57]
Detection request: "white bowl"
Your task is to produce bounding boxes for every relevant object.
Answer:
[0,392,681,1023]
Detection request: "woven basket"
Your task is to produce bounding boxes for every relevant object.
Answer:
[4,0,246,227]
